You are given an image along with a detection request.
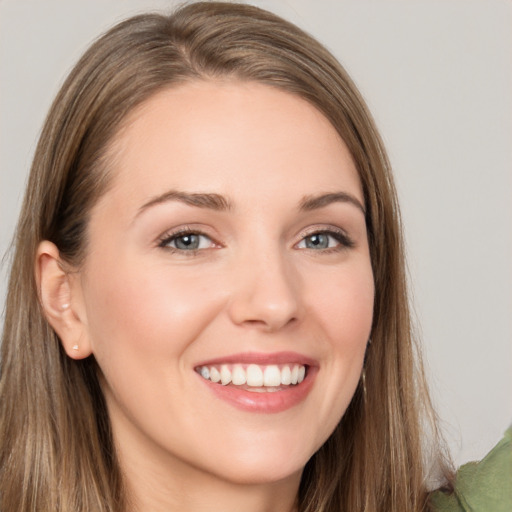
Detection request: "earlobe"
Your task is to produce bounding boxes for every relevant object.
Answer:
[36,241,92,360]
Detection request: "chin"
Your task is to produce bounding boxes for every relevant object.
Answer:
[211,458,305,487]
[195,434,318,486]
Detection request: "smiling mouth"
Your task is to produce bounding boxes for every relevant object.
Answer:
[195,363,307,392]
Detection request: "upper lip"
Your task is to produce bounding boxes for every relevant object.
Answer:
[194,351,318,368]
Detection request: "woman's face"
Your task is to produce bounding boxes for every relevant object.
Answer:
[72,81,374,486]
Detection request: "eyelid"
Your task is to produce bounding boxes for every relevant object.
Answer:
[294,225,355,250]
[155,224,354,253]
[156,226,220,251]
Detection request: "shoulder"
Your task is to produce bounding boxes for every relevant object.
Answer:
[429,427,512,512]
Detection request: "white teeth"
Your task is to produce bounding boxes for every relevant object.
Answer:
[198,363,307,388]
[291,365,299,385]
[281,365,292,385]
[263,365,281,386]
[210,366,221,383]
[220,365,232,385]
[231,365,246,385]
[246,364,264,386]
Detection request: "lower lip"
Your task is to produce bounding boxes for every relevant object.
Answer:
[197,367,317,413]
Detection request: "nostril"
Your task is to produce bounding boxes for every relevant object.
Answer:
[241,316,298,330]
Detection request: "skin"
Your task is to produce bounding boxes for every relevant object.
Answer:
[38,81,374,512]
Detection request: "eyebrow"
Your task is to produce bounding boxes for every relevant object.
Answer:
[135,189,365,220]
[299,192,366,215]
[137,190,233,217]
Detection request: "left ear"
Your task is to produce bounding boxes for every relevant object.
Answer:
[35,241,92,360]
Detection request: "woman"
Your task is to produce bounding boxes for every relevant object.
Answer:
[0,2,464,511]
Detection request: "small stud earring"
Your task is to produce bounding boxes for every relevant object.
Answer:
[72,345,79,351]
[62,303,70,310]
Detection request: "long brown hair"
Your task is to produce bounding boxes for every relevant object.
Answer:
[0,2,450,510]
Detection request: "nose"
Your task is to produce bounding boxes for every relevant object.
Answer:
[226,248,302,332]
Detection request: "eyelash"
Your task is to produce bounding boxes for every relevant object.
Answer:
[157,227,215,254]
[157,227,354,255]
[298,228,355,253]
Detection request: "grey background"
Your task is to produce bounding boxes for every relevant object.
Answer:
[1,0,511,467]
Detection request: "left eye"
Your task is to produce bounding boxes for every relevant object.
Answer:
[160,232,213,251]
[296,232,342,250]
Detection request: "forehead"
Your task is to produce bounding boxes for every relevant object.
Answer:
[101,80,362,211]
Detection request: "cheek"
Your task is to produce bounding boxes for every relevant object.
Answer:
[306,261,374,422]
[311,262,374,348]
[80,256,225,362]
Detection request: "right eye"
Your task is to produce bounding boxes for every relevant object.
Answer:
[158,231,215,252]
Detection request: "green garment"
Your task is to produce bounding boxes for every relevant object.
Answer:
[430,427,512,512]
